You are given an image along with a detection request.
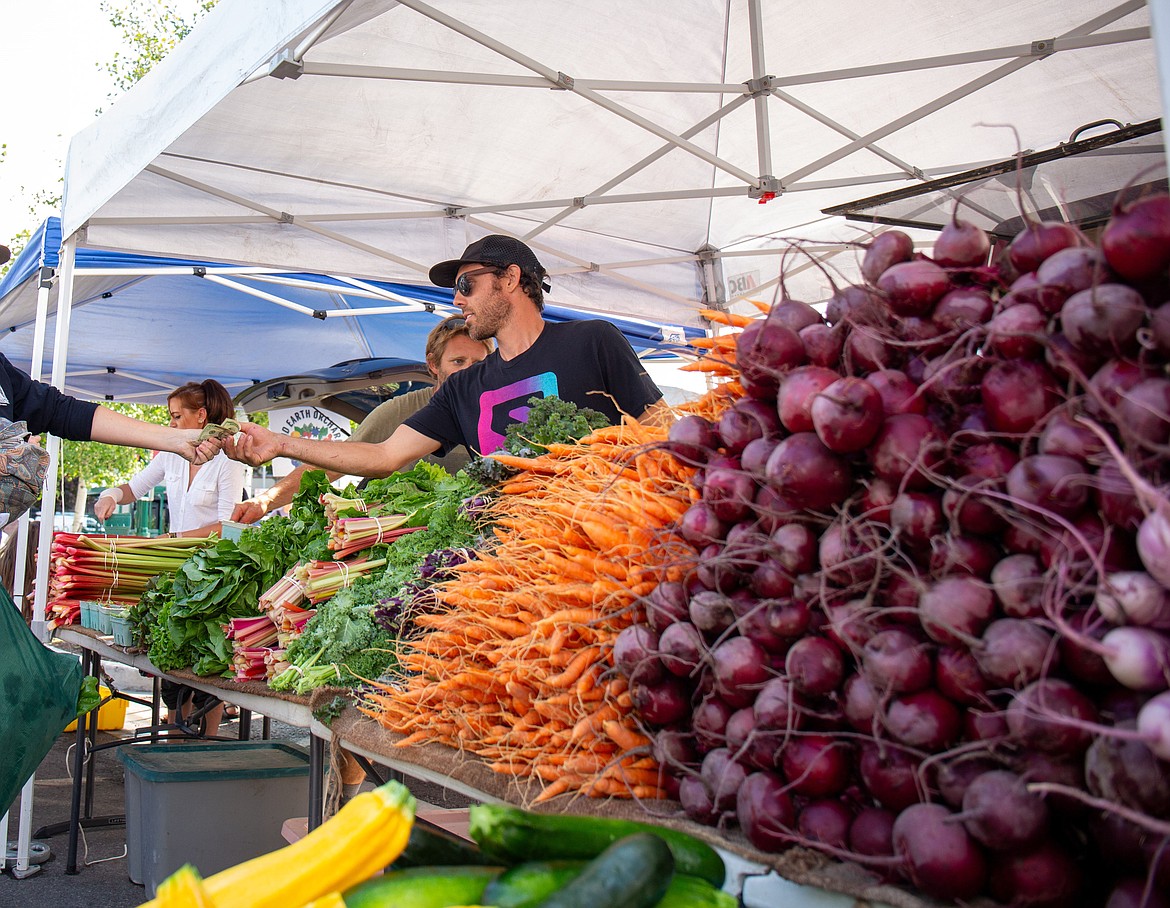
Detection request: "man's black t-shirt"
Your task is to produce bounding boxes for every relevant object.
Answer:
[405,320,662,456]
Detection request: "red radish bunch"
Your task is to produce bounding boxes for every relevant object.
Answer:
[617,199,1170,906]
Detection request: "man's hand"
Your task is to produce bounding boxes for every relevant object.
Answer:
[231,498,269,525]
[223,424,282,467]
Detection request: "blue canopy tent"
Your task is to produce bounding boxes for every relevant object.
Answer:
[0,218,701,406]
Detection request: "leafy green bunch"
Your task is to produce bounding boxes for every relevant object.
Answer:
[131,471,331,675]
[271,465,484,694]
[270,571,400,693]
[464,395,608,486]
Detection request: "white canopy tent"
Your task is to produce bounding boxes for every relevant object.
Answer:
[60,0,1160,323]
[7,0,1166,883]
[28,0,1167,684]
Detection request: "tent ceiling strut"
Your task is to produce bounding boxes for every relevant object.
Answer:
[297,63,747,94]
[766,23,1149,87]
[394,0,763,188]
[779,1,1143,187]
[287,28,1149,93]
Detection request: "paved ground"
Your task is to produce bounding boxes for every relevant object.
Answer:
[0,658,470,908]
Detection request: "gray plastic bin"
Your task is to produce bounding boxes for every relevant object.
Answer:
[119,741,309,896]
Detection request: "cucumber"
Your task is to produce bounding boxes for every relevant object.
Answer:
[390,818,486,868]
[535,833,674,908]
[482,860,581,908]
[485,860,737,908]
[468,804,726,887]
[659,874,738,908]
[340,865,501,908]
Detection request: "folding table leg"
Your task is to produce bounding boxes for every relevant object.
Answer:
[151,676,162,744]
[83,655,102,819]
[13,775,41,878]
[308,734,325,831]
[65,651,93,874]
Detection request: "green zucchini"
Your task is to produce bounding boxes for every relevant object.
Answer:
[484,860,737,908]
[340,865,501,908]
[389,818,486,868]
[482,860,581,908]
[468,804,726,888]
[659,875,738,908]
[534,833,674,908]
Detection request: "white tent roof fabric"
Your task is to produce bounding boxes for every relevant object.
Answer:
[60,0,1160,330]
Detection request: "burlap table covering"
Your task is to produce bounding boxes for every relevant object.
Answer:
[310,692,950,908]
[87,634,311,709]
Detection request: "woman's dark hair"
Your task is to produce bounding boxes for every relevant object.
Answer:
[169,379,234,425]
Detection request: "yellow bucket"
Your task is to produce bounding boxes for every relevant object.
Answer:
[64,685,128,732]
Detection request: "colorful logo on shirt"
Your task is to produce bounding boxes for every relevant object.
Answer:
[477,373,559,453]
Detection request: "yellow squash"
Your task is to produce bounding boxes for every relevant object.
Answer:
[153,864,216,908]
[140,780,415,908]
[299,895,346,908]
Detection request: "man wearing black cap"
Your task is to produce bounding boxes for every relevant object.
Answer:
[226,235,666,478]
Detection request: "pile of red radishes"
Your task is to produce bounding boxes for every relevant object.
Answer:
[614,193,1170,907]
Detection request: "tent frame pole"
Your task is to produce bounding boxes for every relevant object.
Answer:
[781,1,1145,187]
[296,28,1149,93]
[1152,0,1170,179]
[31,237,76,642]
[746,0,774,184]
[767,24,1149,88]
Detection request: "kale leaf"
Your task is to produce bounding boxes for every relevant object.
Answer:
[464,395,608,486]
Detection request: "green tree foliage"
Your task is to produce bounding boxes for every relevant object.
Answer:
[10,1,261,501]
[99,1,219,97]
[1,2,218,272]
[21,2,219,488]
[0,144,36,277]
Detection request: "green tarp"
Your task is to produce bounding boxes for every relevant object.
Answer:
[1,584,82,813]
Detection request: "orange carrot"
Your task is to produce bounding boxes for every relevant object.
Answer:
[532,777,575,803]
[544,646,602,687]
[603,719,652,752]
[679,358,737,375]
[698,307,755,328]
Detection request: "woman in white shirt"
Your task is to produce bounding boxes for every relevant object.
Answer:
[93,379,246,735]
[94,380,246,538]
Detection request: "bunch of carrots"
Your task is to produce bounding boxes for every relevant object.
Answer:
[675,306,760,380]
[361,417,703,803]
[666,306,754,422]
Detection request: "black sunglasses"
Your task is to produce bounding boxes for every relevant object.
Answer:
[454,266,500,298]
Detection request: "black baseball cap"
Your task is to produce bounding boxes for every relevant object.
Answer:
[429,234,550,291]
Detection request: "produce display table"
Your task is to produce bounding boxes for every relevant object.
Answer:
[311,699,916,908]
[53,626,323,875]
[57,628,916,907]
